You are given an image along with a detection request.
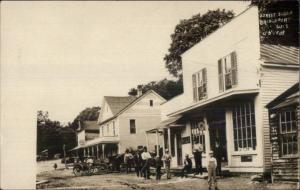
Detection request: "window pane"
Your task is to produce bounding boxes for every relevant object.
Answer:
[242,127,247,140]
[252,138,256,150]
[239,140,243,149]
[234,141,238,151]
[252,126,256,139]
[281,123,286,134]
[248,139,252,148]
[247,127,252,138]
[286,111,291,122]
[246,114,251,126]
[234,129,238,139]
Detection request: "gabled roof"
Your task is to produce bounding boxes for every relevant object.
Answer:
[266,83,299,109]
[261,44,299,65]
[99,90,166,125]
[104,96,137,115]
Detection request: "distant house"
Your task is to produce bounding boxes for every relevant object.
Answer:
[73,90,166,159]
[148,4,299,174]
[266,83,299,182]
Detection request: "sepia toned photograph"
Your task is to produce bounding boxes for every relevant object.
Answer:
[0,0,299,189]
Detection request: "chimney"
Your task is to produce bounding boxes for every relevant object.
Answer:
[137,89,142,97]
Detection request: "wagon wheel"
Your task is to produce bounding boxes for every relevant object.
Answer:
[73,166,83,176]
[86,167,95,175]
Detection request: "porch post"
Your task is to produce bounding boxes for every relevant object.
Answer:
[83,148,86,157]
[92,146,94,156]
[156,130,159,155]
[168,127,171,151]
[87,147,90,156]
[174,133,178,165]
[204,115,211,157]
[102,144,105,158]
[162,129,166,153]
[96,145,99,159]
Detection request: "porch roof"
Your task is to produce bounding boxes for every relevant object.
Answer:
[168,88,259,117]
[145,116,184,133]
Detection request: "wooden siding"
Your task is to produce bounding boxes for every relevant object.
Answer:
[269,106,299,182]
[260,66,299,172]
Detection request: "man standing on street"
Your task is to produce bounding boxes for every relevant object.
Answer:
[141,146,152,179]
[207,151,218,190]
[162,149,172,179]
[193,146,203,176]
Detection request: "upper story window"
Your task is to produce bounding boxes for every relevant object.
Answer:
[192,68,207,102]
[113,121,116,136]
[218,51,238,92]
[107,124,109,135]
[101,126,104,137]
[130,119,136,134]
[279,110,297,156]
[150,100,153,107]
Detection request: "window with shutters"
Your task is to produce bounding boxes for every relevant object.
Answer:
[192,68,207,102]
[279,110,297,156]
[218,51,238,92]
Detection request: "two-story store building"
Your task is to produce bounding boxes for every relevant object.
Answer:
[151,5,299,174]
[73,90,166,159]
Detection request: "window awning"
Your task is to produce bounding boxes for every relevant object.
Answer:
[168,89,259,117]
[146,116,184,133]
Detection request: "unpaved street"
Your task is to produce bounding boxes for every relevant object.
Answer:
[37,161,297,190]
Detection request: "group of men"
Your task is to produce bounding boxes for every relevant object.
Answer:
[123,146,208,180]
[123,146,172,180]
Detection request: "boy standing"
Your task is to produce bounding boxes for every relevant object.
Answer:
[207,151,218,190]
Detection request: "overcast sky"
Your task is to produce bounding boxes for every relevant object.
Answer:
[1,1,250,124]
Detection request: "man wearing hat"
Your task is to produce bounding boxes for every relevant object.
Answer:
[162,149,172,179]
[193,145,203,176]
[207,150,218,190]
[181,154,192,178]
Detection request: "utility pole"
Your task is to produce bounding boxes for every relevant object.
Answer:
[63,144,68,169]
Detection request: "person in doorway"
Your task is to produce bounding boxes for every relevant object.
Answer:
[207,151,218,190]
[124,148,134,173]
[193,146,203,176]
[155,155,163,180]
[141,146,152,179]
[134,147,143,177]
[162,149,172,179]
[181,154,192,178]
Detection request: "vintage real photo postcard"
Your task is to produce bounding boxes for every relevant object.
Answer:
[1,0,299,189]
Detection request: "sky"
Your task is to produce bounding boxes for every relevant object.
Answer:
[1,1,250,124]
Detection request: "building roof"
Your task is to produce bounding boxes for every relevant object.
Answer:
[266,83,299,110]
[104,96,137,115]
[99,90,165,125]
[261,44,299,65]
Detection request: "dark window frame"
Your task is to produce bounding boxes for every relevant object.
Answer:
[279,109,297,157]
[192,68,207,102]
[218,51,238,92]
[130,119,136,134]
[232,102,256,151]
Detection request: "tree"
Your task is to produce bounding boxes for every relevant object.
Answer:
[37,111,76,158]
[128,77,183,100]
[164,9,234,78]
[69,107,101,130]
